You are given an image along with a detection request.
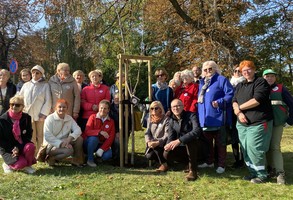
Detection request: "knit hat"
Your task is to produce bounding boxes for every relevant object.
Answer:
[263,69,276,76]
[31,65,45,75]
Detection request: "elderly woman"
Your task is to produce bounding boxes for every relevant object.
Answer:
[48,63,80,119]
[19,65,52,154]
[197,61,234,174]
[73,70,88,92]
[175,69,198,113]
[81,69,110,132]
[16,68,31,92]
[233,60,273,184]
[0,95,36,174]
[0,69,16,115]
[152,68,174,114]
[145,101,169,171]
[43,99,84,166]
[263,69,293,184]
[110,71,125,103]
[83,100,115,167]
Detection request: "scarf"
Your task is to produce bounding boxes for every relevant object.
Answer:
[150,114,164,124]
[230,76,245,88]
[156,81,168,90]
[8,110,23,144]
[198,77,211,103]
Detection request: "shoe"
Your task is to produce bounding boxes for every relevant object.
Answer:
[243,174,256,181]
[216,167,225,174]
[277,172,285,185]
[2,163,13,174]
[183,165,189,173]
[198,163,214,168]
[87,160,97,167]
[250,177,265,184]
[156,164,168,172]
[186,171,198,181]
[46,156,56,166]
[23,166,36,174]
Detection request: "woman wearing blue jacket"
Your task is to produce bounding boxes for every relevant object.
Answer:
[197,61,234,174]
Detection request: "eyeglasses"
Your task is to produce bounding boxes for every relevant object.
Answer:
[150,107,160,111]
[156,74,165,78]
[234,70,241,73]
[10,103,22,107]
[242,69,252,73]
[172,105,183,109]
[203,68,213,72]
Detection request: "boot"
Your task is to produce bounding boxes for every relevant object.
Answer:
[156,163,168,172]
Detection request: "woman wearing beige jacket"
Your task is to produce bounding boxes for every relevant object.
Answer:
[48,63,80,119]
[19,65,52,153]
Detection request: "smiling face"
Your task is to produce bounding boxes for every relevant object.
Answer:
[233,67,241,78]
[74,73,84,84]
[171,99,184,118]
[0,71,9,87]
[241,66,255,82]
[90,72,102,86]
[21,71,31,82]
[56,102,68,118]
[99,102,110,118]
[9,100,24,113]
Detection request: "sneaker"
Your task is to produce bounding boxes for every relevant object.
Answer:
[156,164,168,172]
[277,172,286,185]
[87,160,97,167]
[198,163,214,168]
[186,171,198,181]
[2,163,13,174]
[216,167,225,174]
[23,166,36,174]
[243,174,256,181]
[251,177,265,184]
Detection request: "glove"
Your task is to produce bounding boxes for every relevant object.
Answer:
[286,117,293,126]
[96,148,104,157]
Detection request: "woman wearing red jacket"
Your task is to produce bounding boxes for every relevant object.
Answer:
[83,100,115,167]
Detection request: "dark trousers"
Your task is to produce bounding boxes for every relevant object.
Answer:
[163,139,198,171]
[145,146,166,164]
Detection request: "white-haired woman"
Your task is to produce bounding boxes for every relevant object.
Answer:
[48,63,80,119]
[175,69,199,113]
[197,61,234,174]
[0,69,16,115]
[19,65,52,154]
[73,70,88,92]
[80,69,110,132]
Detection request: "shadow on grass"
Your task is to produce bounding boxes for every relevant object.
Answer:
[31,151,293,185]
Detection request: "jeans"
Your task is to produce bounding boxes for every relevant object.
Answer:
[84,136,112,161]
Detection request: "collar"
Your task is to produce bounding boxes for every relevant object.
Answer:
[52,111,71,122]
[95,113,110,121]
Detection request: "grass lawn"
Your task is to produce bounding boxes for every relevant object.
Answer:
[0,127,292,200]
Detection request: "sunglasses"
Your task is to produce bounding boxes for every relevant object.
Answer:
[150,107,160,111]
[10,103,22,107]
[156,74,165,78]
[203,67,213,72]
[234,70,241,73]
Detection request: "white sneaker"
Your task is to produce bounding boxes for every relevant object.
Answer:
[216,167,225,174]
[2,163,13,174]
[87,160,97,167]
[198,163,214,168]
[23,166,36,174]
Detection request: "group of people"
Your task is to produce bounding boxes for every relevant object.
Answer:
[145,60,293,184]
[0,60,292,185]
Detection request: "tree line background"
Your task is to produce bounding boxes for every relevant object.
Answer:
[0,0,292,98]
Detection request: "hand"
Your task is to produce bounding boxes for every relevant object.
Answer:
[12,147,19,158]
[73,112,79,120]
[92,104,98,112]
[238,112,248,124]
[100,131,109,139]
[164,139,180,151]
[165,110,171,117]
[212,101,218,108]
[61,137,73,148]
[96,148,104,157]
[148,141,159,149]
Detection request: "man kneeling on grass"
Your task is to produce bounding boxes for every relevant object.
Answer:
[161,99,202,181]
